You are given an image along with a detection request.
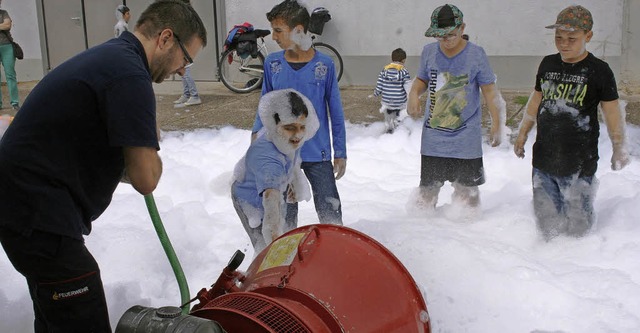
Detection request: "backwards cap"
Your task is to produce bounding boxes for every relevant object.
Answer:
[545,5,593,32]
[424,4,463,37]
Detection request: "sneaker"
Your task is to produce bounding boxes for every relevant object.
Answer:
[12,105,20,111]
[184,96,202,106]
[173,95,188,104]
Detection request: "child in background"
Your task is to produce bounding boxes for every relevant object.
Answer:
[114,5,130,38]
[374,48,411,134]
[407,4,504,216]
[232,89,319,253]
[514,5,630,240]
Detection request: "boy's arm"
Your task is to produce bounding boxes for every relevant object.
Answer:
[373,71,383,96]
[327,64,347,180]
[601,99,630,170]
[262,188,285,244]
[408,78,427,118]
[513,91,542,158]
[480,83,504,147]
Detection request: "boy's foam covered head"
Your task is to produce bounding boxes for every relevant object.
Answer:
[258,89,319,140]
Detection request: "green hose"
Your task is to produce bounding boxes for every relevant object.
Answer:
[144,193,190,314]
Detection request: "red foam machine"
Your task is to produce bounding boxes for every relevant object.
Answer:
[191,224,431,332]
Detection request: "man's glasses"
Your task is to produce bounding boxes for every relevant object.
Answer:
[173,33,193,68]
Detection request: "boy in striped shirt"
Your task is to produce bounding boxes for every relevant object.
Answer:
[374,48,411,133]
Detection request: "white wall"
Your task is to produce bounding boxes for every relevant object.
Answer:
[225,0,628,88]
[621,0,640,89]
[224,0,624,57]
[2,0,638,88]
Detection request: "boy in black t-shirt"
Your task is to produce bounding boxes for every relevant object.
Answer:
[513,5,630,240]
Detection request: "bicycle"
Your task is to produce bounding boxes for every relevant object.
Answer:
[217,7,343,94]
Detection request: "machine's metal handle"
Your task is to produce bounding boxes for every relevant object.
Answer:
[297,226,320,262]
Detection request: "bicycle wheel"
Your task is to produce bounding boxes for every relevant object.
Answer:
[218,48,265,93]
[313,42,343,82]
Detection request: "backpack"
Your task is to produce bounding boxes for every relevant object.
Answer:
[224,22,254,50]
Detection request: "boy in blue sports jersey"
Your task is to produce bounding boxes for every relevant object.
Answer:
[407,4,504,215]
[233,89,319,253]
[252,0,346,228]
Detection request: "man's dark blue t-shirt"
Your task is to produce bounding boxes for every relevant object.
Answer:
[0,31,159,239]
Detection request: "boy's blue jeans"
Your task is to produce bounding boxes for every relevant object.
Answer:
[532,168,597,240]
[285,161,342,229]
[181,66,199,98]
[0,43,20,107]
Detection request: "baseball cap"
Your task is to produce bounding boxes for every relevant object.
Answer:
[424,4,464,37]
[545,5,593,31]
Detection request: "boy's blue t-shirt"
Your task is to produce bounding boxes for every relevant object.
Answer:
[252,50,346,162]
[233,136,296,215]
[416,42,496,159]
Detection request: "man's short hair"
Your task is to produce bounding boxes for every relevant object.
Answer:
[391,48,406,62]
[137,0,207,47]
[266,0,310,33]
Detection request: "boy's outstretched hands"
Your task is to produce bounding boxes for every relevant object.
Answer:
[611,146,630,171]
[489,122,502,147]
[407,98,422,118]
[408,78,427,119]
[513,133,527,158]
[334,158,347,180]
[601,100,631,171]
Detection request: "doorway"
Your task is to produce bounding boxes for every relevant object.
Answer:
[39,0,222,81]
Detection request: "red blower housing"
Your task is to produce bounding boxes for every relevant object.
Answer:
[191,224,431,333]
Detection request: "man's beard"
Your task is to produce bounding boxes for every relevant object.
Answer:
[150,49,176,83]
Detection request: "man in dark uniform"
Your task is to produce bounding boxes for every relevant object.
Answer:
[0,1,207,331]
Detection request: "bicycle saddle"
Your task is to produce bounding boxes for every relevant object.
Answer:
[254,29,271,38]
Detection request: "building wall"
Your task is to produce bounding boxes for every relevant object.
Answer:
[3,0,639,89]
[225,0,628,89]
[621,0,640,90]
